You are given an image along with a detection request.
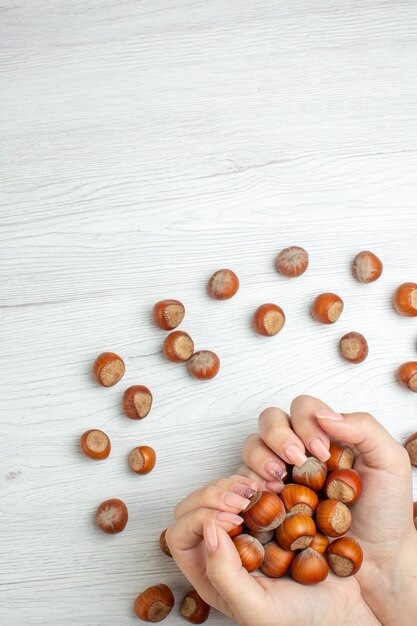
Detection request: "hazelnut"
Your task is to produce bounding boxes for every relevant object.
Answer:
[253,304,286,336]
[232,534,264,572]
[404,432,417,466]
[308,531,329,555]
[316,499,352,537]
[281,484,319,516]
[276,513,316,551]
[275,246,309,278]
[352,251,383,283]
[242,491,286,531]
[339,332,368,363]
[246,528,274,544]
[128,446,156,474]
[326,443,354,472]
[162,331,194,362]
[134,584,174,622]
[207,269,239,300]
[261,541,295,578]
[159,529,172,557]
[290,548,328,585]
[311,293,344,324]
[123,385,153,419]
[397,363,417,393]
[93,352,125,387]
[187,350,220,380]
[180,589,210,624]
[80,429,111,460]
[153,299,185,330]
[393,283,417,316]
[292,456,327,492]
[324,469,362,505]
[95,498,128,534]
[326,536,363,577]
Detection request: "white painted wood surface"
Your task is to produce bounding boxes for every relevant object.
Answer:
[1,1,417,624]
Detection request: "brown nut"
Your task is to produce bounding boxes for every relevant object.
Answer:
[393,283,417,316]
[232,534,264,572]
[292,456,328,492]
[315,499,352,537]
[261,541,295,578]
[276,246,309,278]
[93,352,125,387]
[246,528,274,544]
[134,584,174,622]
[276,513,316,551]
[290,548,328,585]
[397,363,417,393]
[95,498,128,534]
[404,432,417,466]
[308,531,329,554]
[339,332,368,363]
[123,385,153,419]
[207,269,239,300]
[324,469,362,505]
[187,350,220,380]
[281,484,319,516]
[311,293,344,324]
[159,529,172,557]
[152,299,185,330]
[80,429,111,460]
[128,446,156,474]
[326,536,363,577]
[180,589,210,624]
[253,303,286,336]
[242,491,286,531]
[162,331,194,362]
[352,251,383,283]
[326,443,354,472]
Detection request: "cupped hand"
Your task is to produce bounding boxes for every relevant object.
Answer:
[165,473,379,626]
[238,395,417,626]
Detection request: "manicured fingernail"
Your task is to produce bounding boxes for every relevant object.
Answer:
[239,478,259,491]
[310,438,331,462]
[316,409,344,421]
[265,481,285,493]
[284,444,308,467]
[223,492,251,510]
[216,512,244,525]
[231,484,256,499]
[265,460,287,481]
[204,519,219,552]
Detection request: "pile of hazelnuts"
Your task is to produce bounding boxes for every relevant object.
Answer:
[231,445,363,585]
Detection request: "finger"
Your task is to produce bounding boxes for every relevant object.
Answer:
[290,396,331,462]
[210,474,259,494]
[235,462,285,493]
[174,483,252,521]
[166,508,243,554]
[242,434,288,484]
[310,399,410,472]
[258,407,308,467]
[204,521,263,621]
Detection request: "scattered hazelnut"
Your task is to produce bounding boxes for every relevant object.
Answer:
[404,432,417,466]
[180,589,210,624]
[393,282,417,316]
[352,251,383,283]
[187,350,220,380]
[315,499,352,537]
[93,352,125,387]
[134,584,174,622]
[324,469,362,505]
[159,529,172,557]
[253,303,286,336]
[153,299,185,330]
[128,446,156,474]
[232,534,265,572]
[162,331,194,362]
[290,548,328,585]
[326,443,354,472]
[311,293,344,324]
[80,429,111,460]
[340,332,368,363]
[123,385,153,419]
[242,491,286,531]
[261,541,295,578]
[397,362,417,393]
[275,246,309,278]
[292,456,327,492]
[207,269,239,300]
[326,536,363,577]
[95,498,128,534]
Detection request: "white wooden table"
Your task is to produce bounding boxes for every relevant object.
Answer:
[1,1,416,624]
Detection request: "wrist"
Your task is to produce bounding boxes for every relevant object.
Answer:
[361,532,417,626]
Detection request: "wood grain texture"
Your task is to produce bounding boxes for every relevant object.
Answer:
[1,0,417,624]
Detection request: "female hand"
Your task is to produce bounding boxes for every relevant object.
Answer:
[165,473,380,626]
[239,395,417,626]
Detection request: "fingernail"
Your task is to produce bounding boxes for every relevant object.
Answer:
[310,438,331,462]
[204,519,219,552]
[265,460,287,481]
[316,409,344,421]
[223,492,251,510]
[216,512,244,525]
[231,484,256,499]
[284,444,308,467]
[239,478,259,492]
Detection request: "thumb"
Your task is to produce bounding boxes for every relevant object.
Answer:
[203,519,262,615]
[316,407,408,472]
